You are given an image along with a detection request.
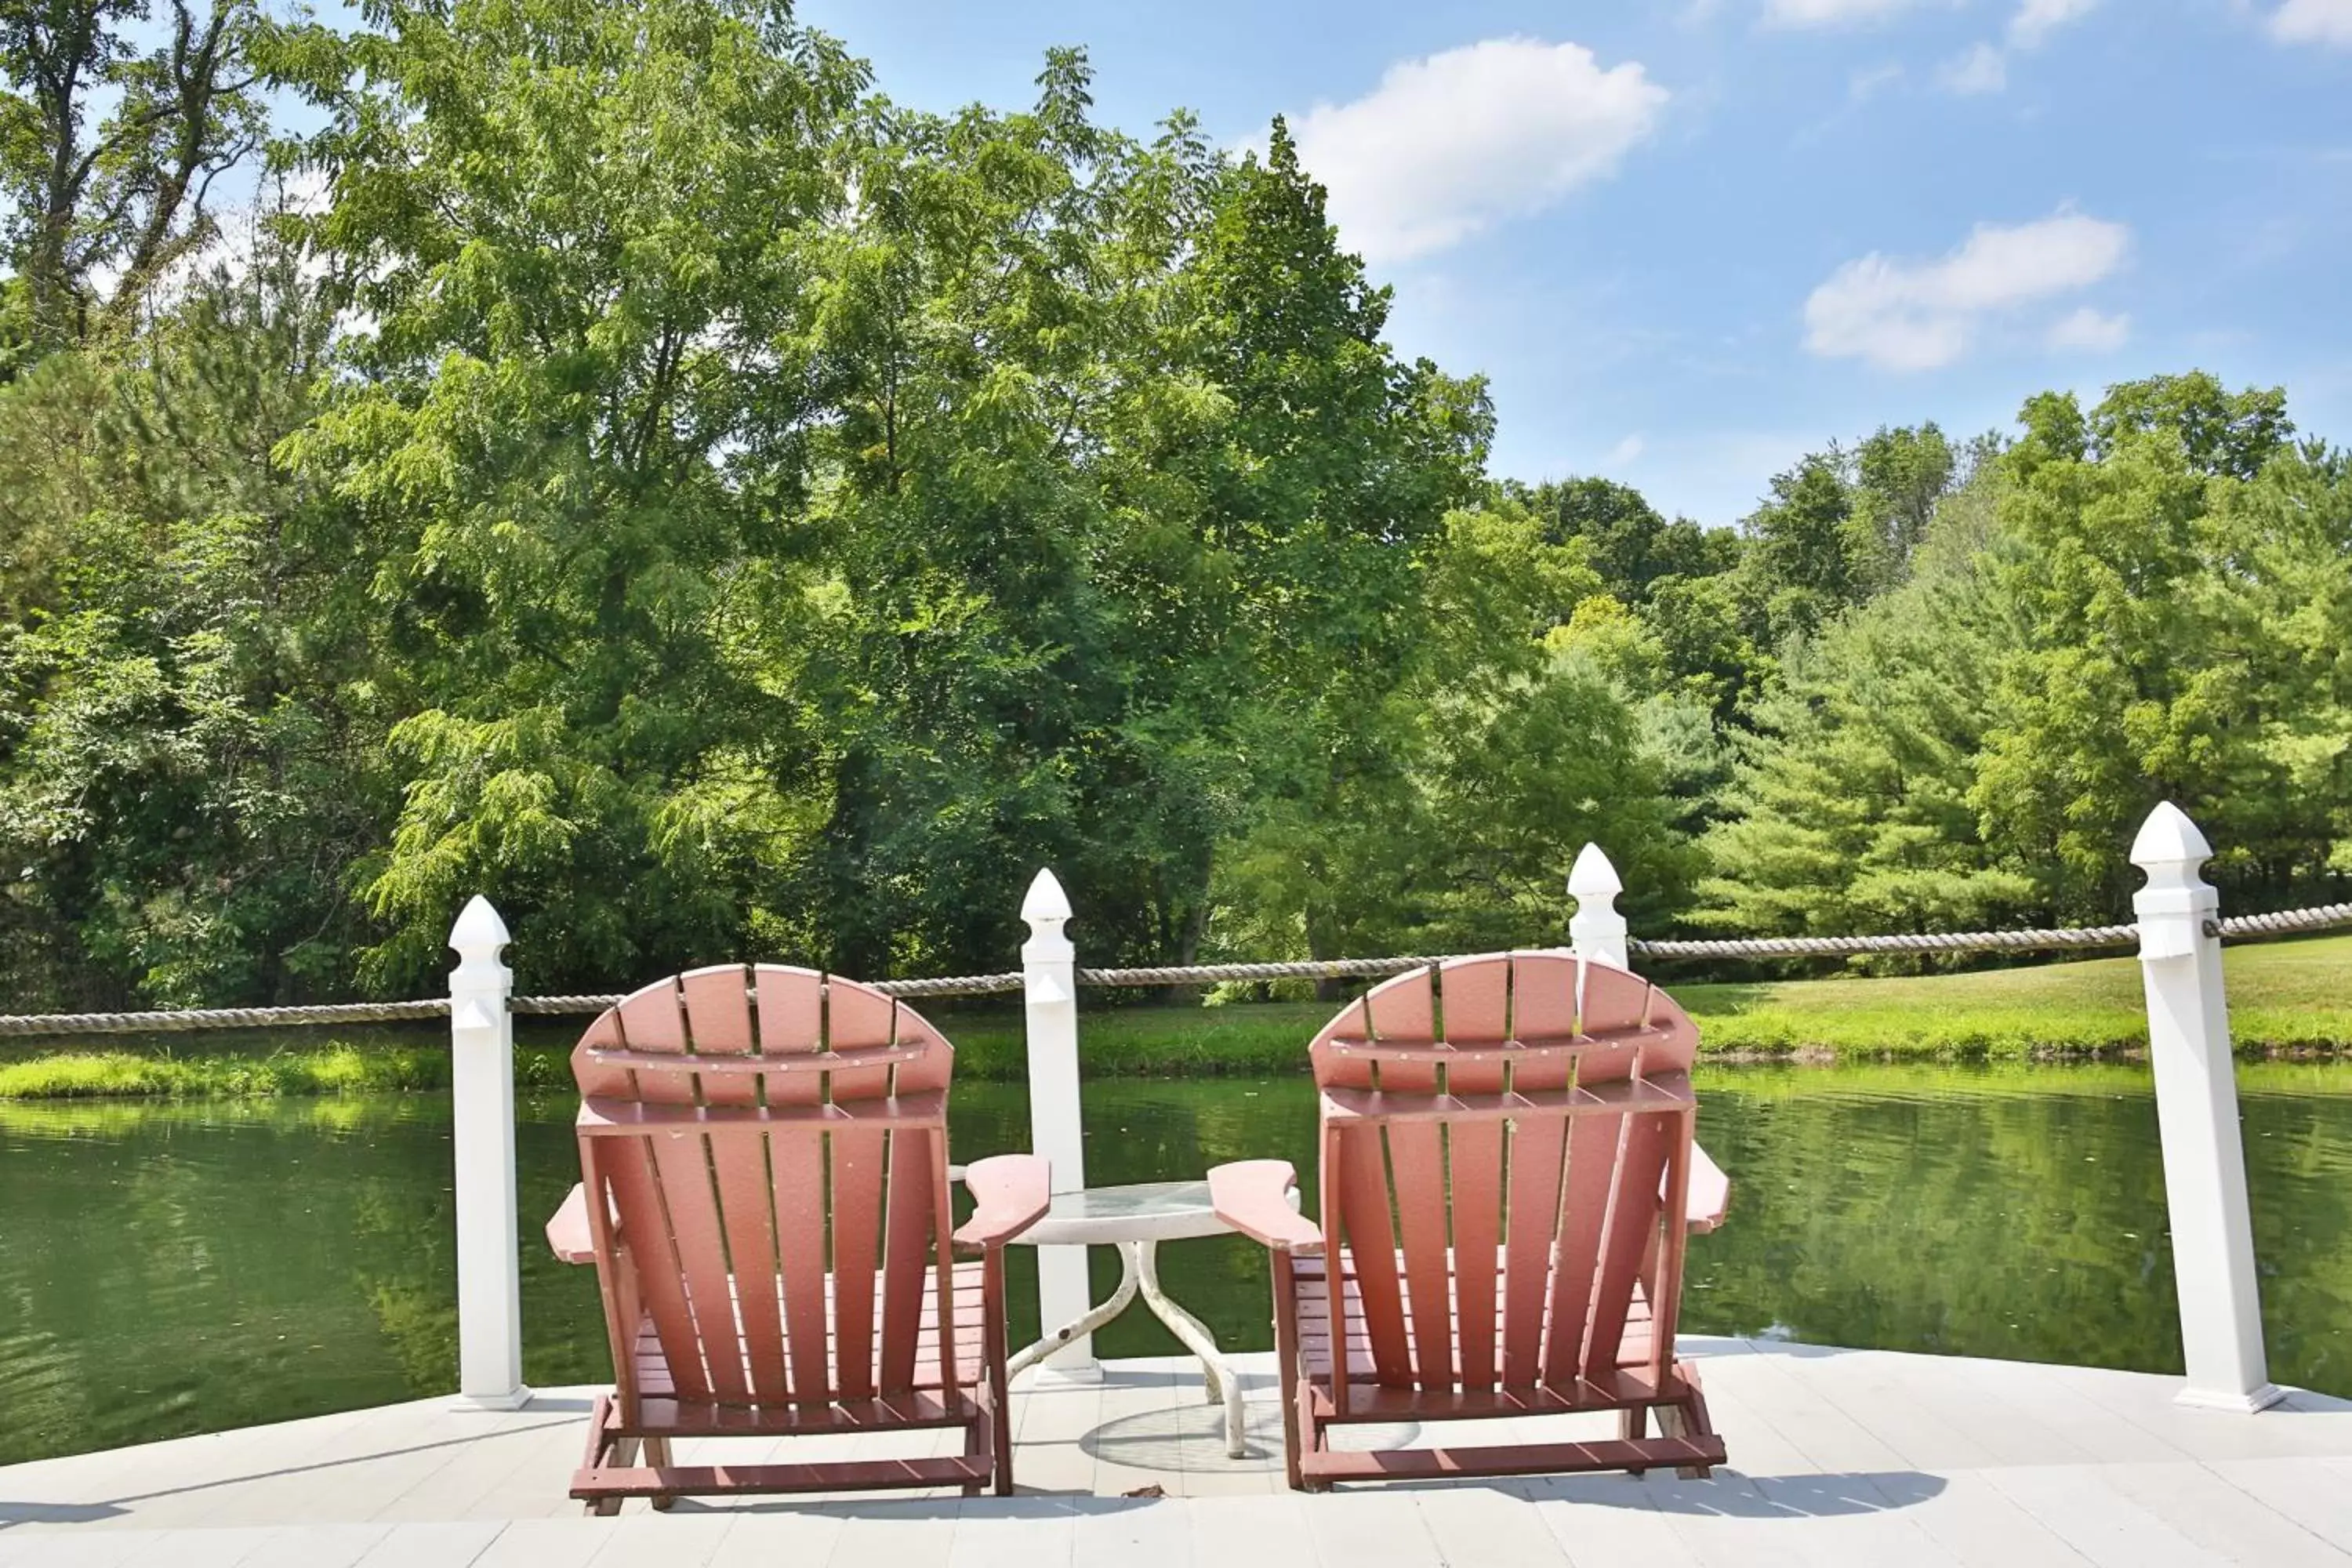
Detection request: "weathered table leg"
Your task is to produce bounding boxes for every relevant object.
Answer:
[1007,1243,1137,1380]
[1135,1239,1248,1458]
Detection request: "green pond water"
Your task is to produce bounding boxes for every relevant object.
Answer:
[4,1062,2352,1468]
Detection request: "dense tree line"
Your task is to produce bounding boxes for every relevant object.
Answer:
[4,0,2348,1006]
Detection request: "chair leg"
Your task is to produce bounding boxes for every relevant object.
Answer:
[984,1247,1017,1497]
[1665,1373,1719,1481]
[1620,1404,1650,1475]
[962,1410,989,1497]
[1294,1375,1331,1493]
[586,1434,639,1517]
[1272,1254,1305,1491]
[644,1438,676,1511]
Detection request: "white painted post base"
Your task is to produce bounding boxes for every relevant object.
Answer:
[2131,804,2281,1415]
[452,1388,536,1414]
[2174,1384,2285,1415]
[448,895,532,1413]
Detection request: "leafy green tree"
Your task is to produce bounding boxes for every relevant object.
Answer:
[1214,501,1695,964]
[0,252,383,1007]
[1640,571,1767,725]
[1701,376,2351,938]
[1508,476,1737,601]
[2086,372,2292,481]
[0,0,295,358]
[1698,476,2040,944]
[1731,452,1866,645]
[1727,424,1965,646]
[1973,376,2352,915]
[1849,422,1958,590]
[285,0,869,991]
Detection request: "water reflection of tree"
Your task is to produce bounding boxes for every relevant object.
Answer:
[4,1068,2348,1469]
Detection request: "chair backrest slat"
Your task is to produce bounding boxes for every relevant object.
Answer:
[1308,952,1701,1400]
[1501,953,1577,1387]
[1367,971,1454,1392]
[1585,1109,1671,1380]
[571,965,956,1414]
[1437,956,1509,1392]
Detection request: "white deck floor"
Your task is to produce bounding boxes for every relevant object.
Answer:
[4,1339,2351,1566]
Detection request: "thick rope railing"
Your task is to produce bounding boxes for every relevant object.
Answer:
[1076,956,1443,988]
[0,1000,451,1037]
[3,903,2347,1036]
[508,971,1027,1014]
[1628,924,2143,960]
[2215,903,2352,939]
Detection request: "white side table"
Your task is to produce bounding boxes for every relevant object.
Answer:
[1003,1178,1290,1459]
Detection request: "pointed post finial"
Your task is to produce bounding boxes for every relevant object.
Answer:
[449,894,511,963]
[1568,842,1624,899]
[2132,804,2213,961]
[1022,868,1073,966]
[1567,843,1630,971]
[1021,867,1073,924]
[449,895,512,992]
[2131,800,2214,877]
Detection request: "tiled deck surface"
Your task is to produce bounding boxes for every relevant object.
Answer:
[4,1339,2351,1565]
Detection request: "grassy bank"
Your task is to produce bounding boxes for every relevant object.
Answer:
[0,1042,593,1101]
[2,932,2347,1099]
[1671,930,2352,1058]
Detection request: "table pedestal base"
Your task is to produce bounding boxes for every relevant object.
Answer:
[1008,1239,1247,1458]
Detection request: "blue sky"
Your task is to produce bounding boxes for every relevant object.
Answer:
[797,0,2352,526]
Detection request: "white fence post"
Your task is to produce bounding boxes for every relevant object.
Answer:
[1569,843,1630,971]
[1021,869,1095,1374]
[448,895,530,1410]
[2131,803,2281,1413]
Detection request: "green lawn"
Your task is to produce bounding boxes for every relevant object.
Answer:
[946,931,2352,1074]
[2,932,2347,1098]
[1668,930,2352,1059]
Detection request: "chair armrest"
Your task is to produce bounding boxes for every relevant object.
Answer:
[1210,1160,1323,1254]
[546,1182,598,1264]
[953,1154,1051,1252]
[1686,1142,1731,1234]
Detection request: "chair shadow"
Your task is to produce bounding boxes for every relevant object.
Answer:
[678,1493,1163,1521]
[1524,1468,1947,1516]
[0,1501,129,1528]
[699,1469,1951,1521]
[0,1414,584,1527]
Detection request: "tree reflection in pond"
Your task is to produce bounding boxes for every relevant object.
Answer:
[2,1063,2348,1466]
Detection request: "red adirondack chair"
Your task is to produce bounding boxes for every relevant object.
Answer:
[1210,952,1731,1490]
[544,964,1048,1511]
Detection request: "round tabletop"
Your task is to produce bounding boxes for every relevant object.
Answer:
[1010,1179,1250,1246]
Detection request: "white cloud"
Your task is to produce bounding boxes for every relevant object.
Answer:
[1804,210,2132,371]
[2009,0,2100,47]
[1282,38,1667,266]
[2270,0,2352,45]
[1763,0,1921,25]
[1940,0,2097,95]
[2047,307,2131,352]
[1940,44,2009,94]
[1849,62,1907,99]
[1604,434,1646,468]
